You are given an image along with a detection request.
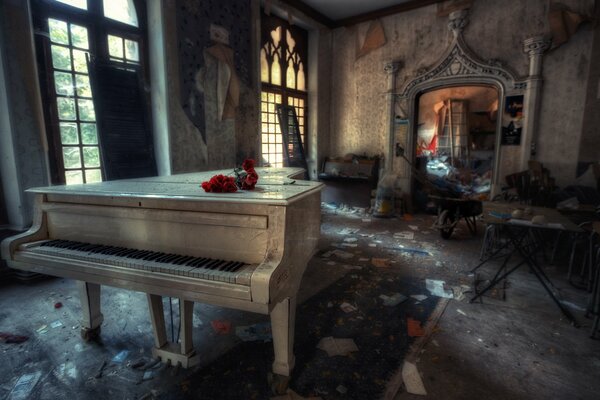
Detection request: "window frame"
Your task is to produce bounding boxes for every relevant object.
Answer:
[260,13,308,168]
[32,0,148,184]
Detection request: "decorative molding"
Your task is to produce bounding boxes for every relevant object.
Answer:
[448,9,469,38]
[523,35,552,57]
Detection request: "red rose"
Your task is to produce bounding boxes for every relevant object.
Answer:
[201,181,212,192]
[242,159,255,172]
[242,170,258,190]
[222,177,238,193]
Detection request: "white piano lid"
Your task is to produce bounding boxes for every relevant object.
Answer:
[28,167,323,205]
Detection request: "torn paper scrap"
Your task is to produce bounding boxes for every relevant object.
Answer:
[235,322,272,342]
[407,318,425,337]
[408,225,419,231]
[379,293,408,306]
[339,227,360,235]
[371,258,391,268]
[394,231,414,240]
[343,237,358,243]
[340,302,357,313]
[317,336,359,357]
[402,361,427,395]
[425,279,454,298]
[456,309,467,316]
[411,294,428,302]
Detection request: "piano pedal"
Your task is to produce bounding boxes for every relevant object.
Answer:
[268,372,290,395]
[80,326,101,341]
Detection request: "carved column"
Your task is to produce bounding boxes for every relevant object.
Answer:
[521,35,551,169]
[384,61,401,171]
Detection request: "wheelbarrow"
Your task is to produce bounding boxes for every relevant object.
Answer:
[431,195,482,239]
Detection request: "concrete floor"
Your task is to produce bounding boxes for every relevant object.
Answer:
[0,208,599,399]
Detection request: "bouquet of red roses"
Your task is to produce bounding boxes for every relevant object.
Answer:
[200,159,259,193]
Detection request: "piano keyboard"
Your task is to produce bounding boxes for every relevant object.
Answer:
[20,240,255,285]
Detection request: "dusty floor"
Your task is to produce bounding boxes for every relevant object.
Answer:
[0,207,599,400]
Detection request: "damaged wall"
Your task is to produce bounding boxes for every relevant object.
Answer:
[328,0,595,187]
[164,0,260,173]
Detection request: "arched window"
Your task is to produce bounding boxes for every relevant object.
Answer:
[260,13,307,168]
[32,0,147,184]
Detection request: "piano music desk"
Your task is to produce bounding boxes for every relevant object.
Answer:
[1,168,322,389]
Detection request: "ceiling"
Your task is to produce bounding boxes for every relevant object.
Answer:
[300,0,416,21]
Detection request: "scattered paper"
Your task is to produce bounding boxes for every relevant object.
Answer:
[344,237,358,243]
[369,243,377,248]
[340,302,357,313]
[358,257,370,262]
[50,320,63,329]
[9,372,42,400]
[112,350,129,363]
[456,309,467,316]
[36,325,48,334]
[339,227,360,235]
[336,385,348,394]
[362,218,372,223]
[411,294,428,302]
[431,339,439,347]
[435,261,443,267]
[372,258,391,268]
[394,231,414,240]
[341,243,358,248]
[407,318,425,337]
[379,293,408,306]
[235,322,272,342]
[402,361,427,395]
[317,337,359,357]
[408,225,419,231]
[398,248,431,256]
[452,285,471,301]
[211,320,232,335]
[426,279,454,298]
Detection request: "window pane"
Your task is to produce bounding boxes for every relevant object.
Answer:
[297,63,305,91]
[85,169,102,183]
[57,97,76,120]
[72,50,89,73]
[49,19,68,45]
[75,75,92,97]
[54,0,87,10]
[59,122,79,144]
[82,146,100,167]
[124,39,139,61]
[108,35,124,59]
[65,170,84,185]
[286,59,295,89]
[103,0,139,27]
[78,99,96,121]
[54,72,74,95]
[260,49,269,83]
[70,24,89,49]
[62,146,82,168]
[51,45,71,70]
[271,54,281,86]
[80,123,98,144]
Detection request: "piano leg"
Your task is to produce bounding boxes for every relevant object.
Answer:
[270,296,296,377]
[147,294,199,368]
[78,281,104,341]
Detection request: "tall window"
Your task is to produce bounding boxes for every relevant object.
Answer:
[33,0,146,184]
[260,14,307,168]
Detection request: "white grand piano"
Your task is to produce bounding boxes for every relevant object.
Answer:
[1,167,322,385]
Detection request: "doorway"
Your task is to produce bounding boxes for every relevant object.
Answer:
[412,85,499,209]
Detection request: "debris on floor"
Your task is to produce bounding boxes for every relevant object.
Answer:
[379,293,408,306]
[235,322,272,342]
[397,248,431,256]
[112,350,130,364]
[407,318,425,337]
[336,385,348,394]
[452,285,472,301]
[394,231,414,240]
[317,337,359,357]
[402,361,427,396]
[9,371,42,400]
[36,324,48,334]
[271,389,323,400]
[331,249,354,260]
[408,225,419,231]
[0,332,29,344]
[425,279,454,298]
[94,360,107,379]
[371,258,391,268]
[456,309,467,316]
[54,302,63,309]
[50,320,63,329]
[340,302,358,313]
[339,227,360,235]
[343,237,358,243]
[211,320,232,335]
[411,294,428,302]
